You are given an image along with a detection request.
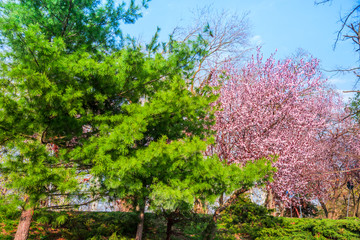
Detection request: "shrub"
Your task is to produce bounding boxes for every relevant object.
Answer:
[217,197,360,240]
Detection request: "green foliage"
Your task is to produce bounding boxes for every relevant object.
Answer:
[0,210,214,239]
[108,232,131,240]
[351,93,360,122]
[0,0,155,212]
[0,0,150,53]
[217,198,360,240]
[0,0,222,217]
[258,218,360,240]
[53,214,68,227]
[1,210,360,240]
[88,71,222,213]
[217,196,279,239]
[0,194,22,220]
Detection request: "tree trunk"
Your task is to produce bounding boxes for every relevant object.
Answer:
[294,206,300,218]
[265,189,276,216]
[352,189,357,217]
[135,203,145,240]
[165,218,174,240]
[355,194,360,217]
[218,193,224,206]
[280,203,285,217]
[320,201,329,218]
[14,208,34,240]
[329,188,340,219]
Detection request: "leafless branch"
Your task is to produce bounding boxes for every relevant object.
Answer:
[334,4,360,50]
[324,67,360,73]
[61,0,73,37]
[173,6,251,91]
[314,0,331,5]
[343,90,360,93]
[42,196,102,210]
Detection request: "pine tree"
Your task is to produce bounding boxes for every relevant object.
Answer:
[0,0,150,239]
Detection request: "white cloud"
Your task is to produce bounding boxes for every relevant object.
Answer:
[250,35,262,46]
[328,78,349,85]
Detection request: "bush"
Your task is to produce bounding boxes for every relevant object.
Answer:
[217,197,360,240]
[0,210,211,239]
[1,208,360,239]
[216,196,282,239]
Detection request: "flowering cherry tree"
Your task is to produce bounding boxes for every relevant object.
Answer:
[210,52,343,209]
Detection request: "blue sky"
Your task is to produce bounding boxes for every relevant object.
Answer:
[122,0,359,101]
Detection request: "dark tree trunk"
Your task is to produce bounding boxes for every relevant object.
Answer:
[135,203,145,240]
[320,201,329,218]
[166,218,174,240]
[14,208,34,240]
[355,194,360,217]
[219,193,224,206]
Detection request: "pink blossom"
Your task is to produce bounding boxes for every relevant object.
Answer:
[210,52,348,205]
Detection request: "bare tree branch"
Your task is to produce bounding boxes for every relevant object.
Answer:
[334,4,360,50]
[314,0,331,5]
[173,6,252,92]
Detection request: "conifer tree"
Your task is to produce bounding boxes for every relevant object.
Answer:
[0,0,150,239]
